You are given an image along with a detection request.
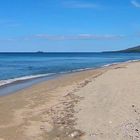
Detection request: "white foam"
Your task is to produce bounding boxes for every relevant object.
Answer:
[0,73,54,87]
[127,59,140,63]
[102,63,119,68]
[71,68,93,72]
[102,59,140,68]
[1,59,140,87]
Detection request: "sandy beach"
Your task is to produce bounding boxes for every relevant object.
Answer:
[0,61,140,140]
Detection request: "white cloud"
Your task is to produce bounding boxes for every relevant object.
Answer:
[34,34,124,41]
[131,0,140,8]
[0,34,125,42]
[63,1,98,9]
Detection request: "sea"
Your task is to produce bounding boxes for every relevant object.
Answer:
[0,52,140,95]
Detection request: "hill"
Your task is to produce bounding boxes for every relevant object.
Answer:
[118,45,140,53]
[104,45,140,53]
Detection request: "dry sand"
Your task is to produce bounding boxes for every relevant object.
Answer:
[0,61,140,140]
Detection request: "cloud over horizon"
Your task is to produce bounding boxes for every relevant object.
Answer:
[0,34,125,43]
[33,34,125,41]
[24,34,125,41]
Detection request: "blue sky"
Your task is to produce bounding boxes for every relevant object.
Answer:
[0,0,140,52]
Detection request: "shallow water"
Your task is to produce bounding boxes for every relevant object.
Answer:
[0,52,140,87]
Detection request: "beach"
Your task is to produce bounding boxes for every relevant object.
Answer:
[0,61,140,140]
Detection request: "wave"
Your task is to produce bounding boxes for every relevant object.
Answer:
[0,59,139,87]
[0,68,97,87]
[71,68,93,72]
[0,73,54,87]
[60,59,140,75]
[102,59,140,68]
[126,59,140,63]
[102,63,119,68]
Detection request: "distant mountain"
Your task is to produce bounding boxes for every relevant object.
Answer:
[118,45,140,53]
[104,45,140,53]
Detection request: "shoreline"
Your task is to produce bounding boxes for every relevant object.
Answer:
[0,59,139,96]
[0,61,140,140]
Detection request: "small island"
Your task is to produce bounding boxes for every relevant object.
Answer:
[36,51,45,54]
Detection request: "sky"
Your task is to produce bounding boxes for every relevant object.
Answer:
[0,0,140,52]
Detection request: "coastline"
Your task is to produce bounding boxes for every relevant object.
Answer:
[0,61,140,140]
[0,59,139,96]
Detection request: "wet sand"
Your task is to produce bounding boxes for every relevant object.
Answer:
[0,61,140,140]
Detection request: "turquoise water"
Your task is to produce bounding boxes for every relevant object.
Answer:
[0,52,140,87]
